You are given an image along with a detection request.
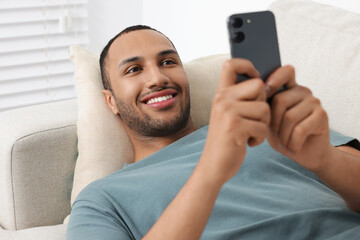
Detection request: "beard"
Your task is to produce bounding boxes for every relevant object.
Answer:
[114,89,191,138]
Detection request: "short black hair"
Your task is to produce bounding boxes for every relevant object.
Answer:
[99,25,176,91]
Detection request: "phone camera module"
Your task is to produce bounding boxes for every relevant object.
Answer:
[231,17,243,28]
[233,32,245,43]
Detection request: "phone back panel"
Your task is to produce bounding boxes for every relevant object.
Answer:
[228,11,281,82]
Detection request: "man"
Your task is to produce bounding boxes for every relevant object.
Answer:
[67,25,360,239]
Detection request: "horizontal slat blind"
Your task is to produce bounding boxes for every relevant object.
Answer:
[0,0,88,112]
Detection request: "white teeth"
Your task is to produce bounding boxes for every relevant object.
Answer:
[147,95,173,104]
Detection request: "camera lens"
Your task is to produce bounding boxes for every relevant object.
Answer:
[233,32,245,43]
[231,17,243,28]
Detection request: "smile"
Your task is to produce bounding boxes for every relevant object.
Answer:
[140,88,179,109]
[146,95,174,104]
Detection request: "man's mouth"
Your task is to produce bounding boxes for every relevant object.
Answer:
[140,89,178,109]
[146,95,175,104]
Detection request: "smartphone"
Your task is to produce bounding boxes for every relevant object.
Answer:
[227,11,285,100]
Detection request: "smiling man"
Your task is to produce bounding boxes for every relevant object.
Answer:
[67,25,360,240]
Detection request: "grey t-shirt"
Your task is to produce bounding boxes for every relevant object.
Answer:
[67,126,360,239]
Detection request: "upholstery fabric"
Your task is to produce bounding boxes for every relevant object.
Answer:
[0,100,77,231]
[269,0,360,140]
[69,47,135,207]
[0,224,66,240]
[11,127,76,230]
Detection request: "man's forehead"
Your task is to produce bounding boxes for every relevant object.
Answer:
[108,29,175,62]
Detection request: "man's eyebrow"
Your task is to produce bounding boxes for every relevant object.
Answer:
[118,50,178,70]
[158,49,178,57]
[118,56,143,69]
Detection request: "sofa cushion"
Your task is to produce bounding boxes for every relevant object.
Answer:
[69,46,134,207]
[269,0,360,140]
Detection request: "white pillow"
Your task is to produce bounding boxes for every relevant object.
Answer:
[69,46,134,207]
[269,0,360,140]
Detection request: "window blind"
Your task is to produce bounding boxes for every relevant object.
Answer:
[0,0,88,112]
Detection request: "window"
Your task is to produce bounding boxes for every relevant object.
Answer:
[0,0,88,112]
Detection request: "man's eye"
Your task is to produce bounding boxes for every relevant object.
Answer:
[161,59,176,66]
[126,66,142,74]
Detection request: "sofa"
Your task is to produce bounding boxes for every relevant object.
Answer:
[1,0,360,239]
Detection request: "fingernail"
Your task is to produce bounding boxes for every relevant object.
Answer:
[265,85,271,97]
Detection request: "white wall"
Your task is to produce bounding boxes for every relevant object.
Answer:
[87,0,143,54]
[87,0,276,58]
[88,0,360,60]
[142,0,275,62]
[142,1,186,59]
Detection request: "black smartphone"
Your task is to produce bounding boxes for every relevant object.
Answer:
[227,11,285,100]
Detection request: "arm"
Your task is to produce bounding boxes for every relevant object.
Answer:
[317,145,360,212]
[143,59,270,239]
[264,66,360,212]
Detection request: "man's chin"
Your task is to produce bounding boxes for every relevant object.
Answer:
[142,119,189,137]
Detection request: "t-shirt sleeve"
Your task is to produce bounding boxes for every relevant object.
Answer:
[329,129,360,151]
[67,197,132,240]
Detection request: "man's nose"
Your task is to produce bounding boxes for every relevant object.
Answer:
[144,66,169,89]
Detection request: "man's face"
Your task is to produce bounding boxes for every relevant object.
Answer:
[105,30,191,137]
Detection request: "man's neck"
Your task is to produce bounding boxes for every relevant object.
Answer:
[127,120,197,162]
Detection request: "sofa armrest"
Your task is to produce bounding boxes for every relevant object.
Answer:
[0,224,66,240]
[0,99,78,231]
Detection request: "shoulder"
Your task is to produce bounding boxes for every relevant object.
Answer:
[74,172,121,206]
[68,174,131,237]
[68,178,132,239]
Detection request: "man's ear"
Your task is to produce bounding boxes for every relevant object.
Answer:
[102,90,119,115]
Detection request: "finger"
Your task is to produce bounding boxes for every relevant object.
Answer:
[271,86,312,132]
[221,78,267,102]
[237,119,269,147]
[287,108,328,153]
[278,98,314,148]
[265,65,296,98]
[218,58,260,89]
[237,101,271,125]
[213,100,270,126]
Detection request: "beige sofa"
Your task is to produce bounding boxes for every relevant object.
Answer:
[1,0,360,239]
